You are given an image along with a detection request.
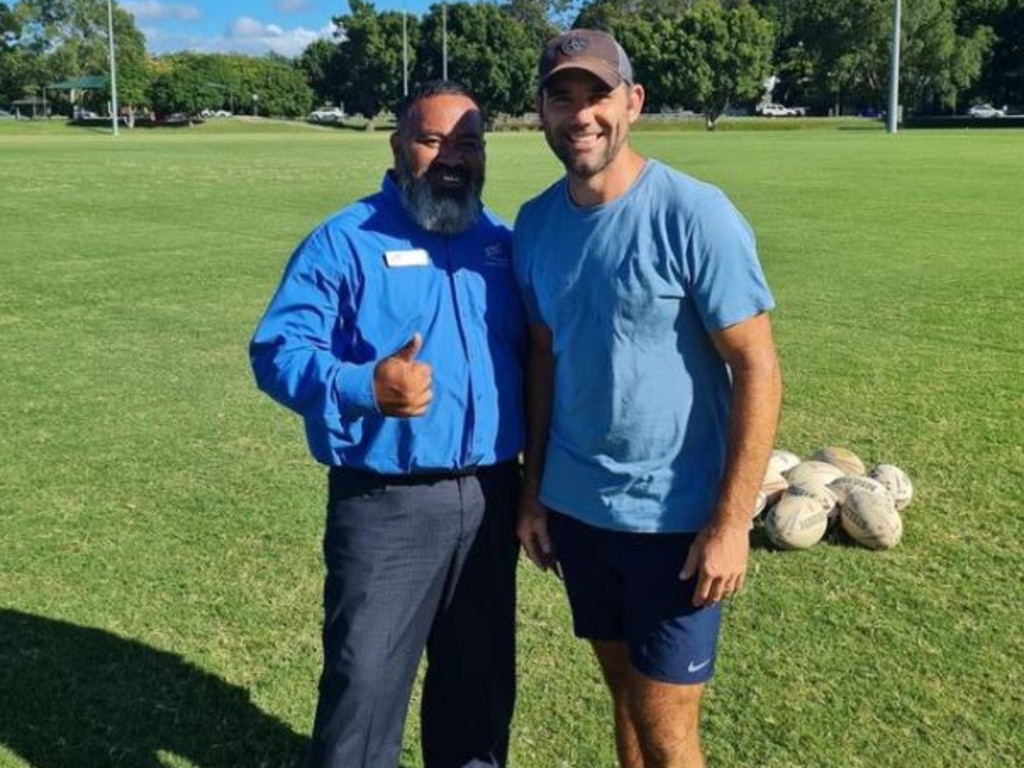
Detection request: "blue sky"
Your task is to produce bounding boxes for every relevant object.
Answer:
[123,0,436,58]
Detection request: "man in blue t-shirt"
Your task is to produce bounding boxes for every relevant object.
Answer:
[251,81,524,768]
[514,31,782,768]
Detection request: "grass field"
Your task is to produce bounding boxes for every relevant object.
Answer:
[1,117,1022,768]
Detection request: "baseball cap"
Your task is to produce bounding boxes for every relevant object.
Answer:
[538,29,634,90]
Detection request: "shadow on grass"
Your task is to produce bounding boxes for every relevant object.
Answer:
[750,520,859,550]
[0,608,308,767]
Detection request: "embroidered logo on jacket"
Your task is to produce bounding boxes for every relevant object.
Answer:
[484,243,509,267]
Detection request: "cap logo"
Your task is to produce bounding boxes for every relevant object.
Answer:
[560,36,589,56]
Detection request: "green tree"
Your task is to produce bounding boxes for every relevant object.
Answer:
[0,2,26,103]
[574,0,695,30]
[1,1,16,49]
[631,1,772,127]
[569,0,772,127]
[502,0,564,38]
[963,0,1024,107]
[148,55,220,118]
[763,0,996,114]
[899,0,994,112]
[9,0,150,119]
[298,37,346,108]
[769,0,889,114]
[148,53,312,119]
[331,0,414,120]
[109,5,151,123]
[240,55,314,118]
[415,1,537,116]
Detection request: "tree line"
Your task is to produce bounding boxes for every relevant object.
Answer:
[1,0,1022,128]
[310,0,1023,123]
[0,0,311,122]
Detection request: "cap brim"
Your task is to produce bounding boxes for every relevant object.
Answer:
[541,60,624,90]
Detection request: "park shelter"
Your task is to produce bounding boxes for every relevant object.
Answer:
[10,96,48,119]
[48,75,109,92]
[47,75,109,115]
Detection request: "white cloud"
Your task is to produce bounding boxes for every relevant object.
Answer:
[123,1,201,22]
[143,18,335,58]
[274,0,314,12]
[230,16,281,38]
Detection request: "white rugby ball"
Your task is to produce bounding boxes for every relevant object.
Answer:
[828,475,890,506]
[828,475,889,530]
[764,483,835,550]
[792,480,840,530]
[812,446,867,476]
[868,464,914,511]
[768,449,801,477]
[761,467,788,505]
[752,489,768,520]
[784,460,845,488]
[840,487,903,550]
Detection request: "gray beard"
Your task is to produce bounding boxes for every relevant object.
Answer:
[394,156,483,235]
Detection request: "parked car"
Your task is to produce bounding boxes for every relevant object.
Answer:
[0,108,14,119]
[308,106,345,123]
[758,103,806,117]
[968,103,1006,118]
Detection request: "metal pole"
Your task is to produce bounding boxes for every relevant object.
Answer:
[442,2,448,81]
[887,0,901,134]
[107,0,119,136]
[403,10,409,97]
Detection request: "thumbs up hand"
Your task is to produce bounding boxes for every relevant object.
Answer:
[373,333,433,417]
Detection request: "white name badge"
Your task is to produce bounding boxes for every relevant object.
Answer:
[384,249,430,267]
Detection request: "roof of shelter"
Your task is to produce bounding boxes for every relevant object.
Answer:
[48,75,109,90]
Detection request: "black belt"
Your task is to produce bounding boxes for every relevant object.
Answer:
[330,460,515,487]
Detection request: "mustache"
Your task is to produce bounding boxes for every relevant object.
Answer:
[426,163,472,190]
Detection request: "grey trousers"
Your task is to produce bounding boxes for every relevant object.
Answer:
[303,461,520,768]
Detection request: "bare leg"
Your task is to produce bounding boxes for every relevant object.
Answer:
[628,672,705,768]
[591,641,644,768]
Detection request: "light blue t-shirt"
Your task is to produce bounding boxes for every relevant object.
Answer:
[513,160,774,533]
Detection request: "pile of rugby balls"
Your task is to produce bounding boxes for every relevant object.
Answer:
[756,446,913,551]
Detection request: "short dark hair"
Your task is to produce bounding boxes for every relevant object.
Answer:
[396,80,483,133]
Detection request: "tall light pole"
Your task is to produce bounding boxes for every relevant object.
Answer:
[402,9,409,97]
[442,1,448,81]
[106,0,119,136]
[887,0,901,134]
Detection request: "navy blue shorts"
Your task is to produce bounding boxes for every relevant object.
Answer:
[547,510,723,685]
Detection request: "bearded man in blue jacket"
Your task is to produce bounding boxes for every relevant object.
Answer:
[250,80,524,768]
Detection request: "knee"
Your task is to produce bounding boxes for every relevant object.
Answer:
[321,645,395,703]
[628,678,704,765]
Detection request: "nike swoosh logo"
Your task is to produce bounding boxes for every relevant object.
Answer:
[687,658,712,673]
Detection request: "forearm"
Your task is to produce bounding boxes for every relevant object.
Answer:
[713,346,782,529]
[250,339,377,420]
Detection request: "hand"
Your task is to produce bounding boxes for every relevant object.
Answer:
[680,523,750,607]
[373,334,432,417]
[517,495,558,574]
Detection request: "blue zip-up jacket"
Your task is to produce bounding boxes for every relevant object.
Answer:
[250,174,525,472]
